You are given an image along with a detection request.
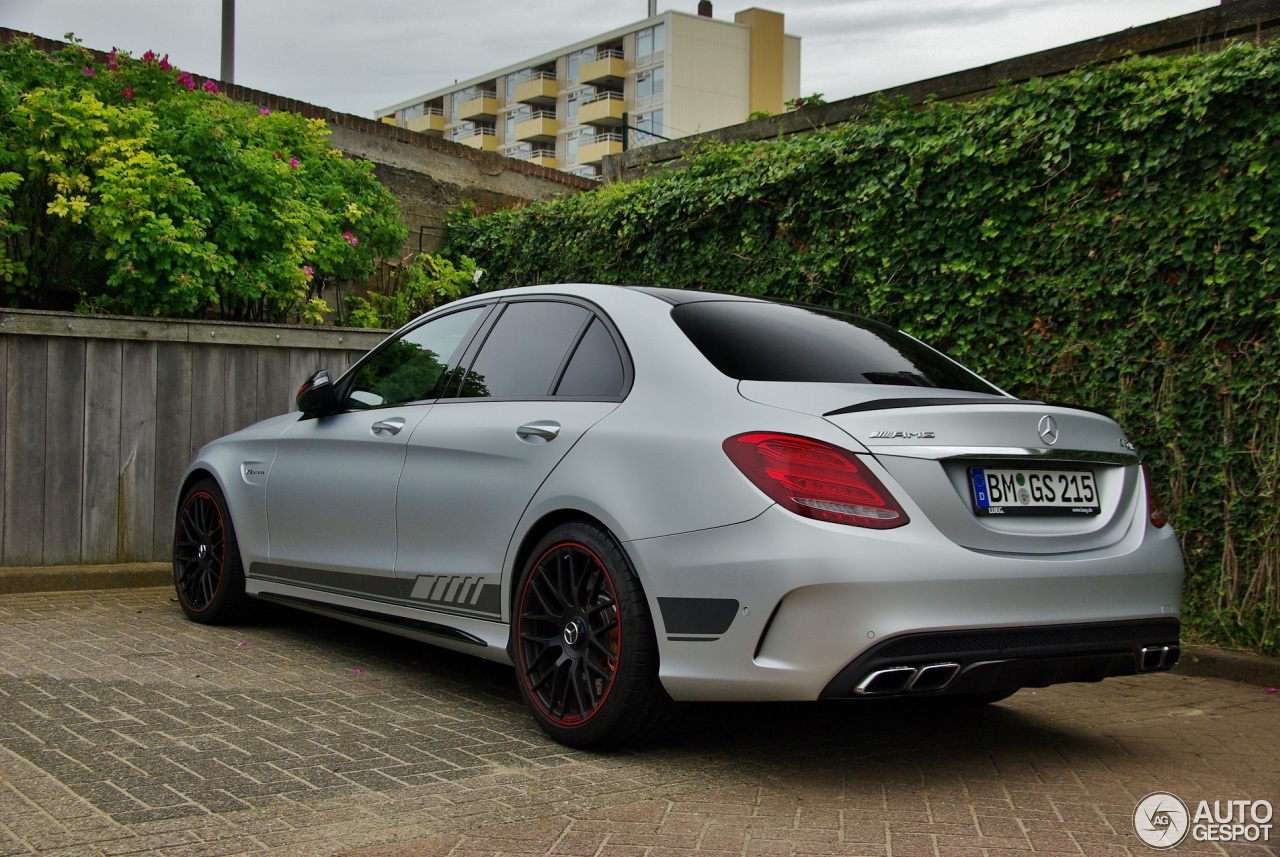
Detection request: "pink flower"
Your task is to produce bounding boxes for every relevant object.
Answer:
[142,50,156,62]
[302,265,313,277]
[259,107,271,115]
[83,65,95,77]
[341,231,359,247]
[122,88,134,99]
[107,49,118,71]
[236,641,247,647]
[289,157,299,168]
[176,71,195,91]
[160,54,172,71]
[353,668,363,675]
[203,79,219,94]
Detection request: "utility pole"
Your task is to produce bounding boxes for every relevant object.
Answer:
[220,0,235,83]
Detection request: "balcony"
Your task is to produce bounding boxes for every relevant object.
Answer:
[577,132,623,165]
[406,109,445,135]
[512,148,558,169]
[515,111,558,143]
[455,91,498,121]
[579,92,625,127]
[529,149,558,168]
[515,72,557,105]
[579,49,625,85]
[458,128,497,152]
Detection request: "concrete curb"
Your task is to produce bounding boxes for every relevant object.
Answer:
[3,563,1277,689]
[0,562,170,595]
[1176,644,1280,689]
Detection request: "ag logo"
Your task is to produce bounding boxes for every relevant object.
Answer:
[1135,792,1190,848]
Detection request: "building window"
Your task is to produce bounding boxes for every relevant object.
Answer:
[505,105,532,138]
[633,110,663,146]
[567,48,594,84]
[637,24,665,61]
[506,70,528,101]
[567,128,596,164]
[505,142,534,159]
[636,66,664,103]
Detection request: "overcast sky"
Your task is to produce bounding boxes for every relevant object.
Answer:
[2,0,1218,118]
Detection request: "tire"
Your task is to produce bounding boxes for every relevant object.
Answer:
[513,521,673,749]
[173,478,249,625]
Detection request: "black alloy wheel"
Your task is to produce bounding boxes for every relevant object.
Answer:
[173,478,248,624]
[514,521,672,748]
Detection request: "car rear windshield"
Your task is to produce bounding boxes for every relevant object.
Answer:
[671,300,1002,393]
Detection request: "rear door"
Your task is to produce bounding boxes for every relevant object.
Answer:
[393,299,629,620]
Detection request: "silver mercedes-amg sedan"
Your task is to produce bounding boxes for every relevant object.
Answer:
[173,284,1184,748]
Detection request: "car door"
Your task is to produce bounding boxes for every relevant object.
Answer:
[393,299,630,620]
[261,305,489,600]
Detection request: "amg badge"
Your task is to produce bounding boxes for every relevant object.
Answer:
[869,430,936,439]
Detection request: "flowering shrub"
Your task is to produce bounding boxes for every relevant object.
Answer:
[0,35,405,322]
[345,253,482,329]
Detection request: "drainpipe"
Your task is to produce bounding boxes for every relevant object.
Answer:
[221,0,235,83]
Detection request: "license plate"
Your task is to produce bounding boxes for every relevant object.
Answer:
[969,467,1100,516]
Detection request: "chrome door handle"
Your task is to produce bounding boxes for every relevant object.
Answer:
[371,417,406,435]
[516,420,561,442]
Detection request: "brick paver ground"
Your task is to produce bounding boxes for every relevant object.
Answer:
[0,588,1275,857]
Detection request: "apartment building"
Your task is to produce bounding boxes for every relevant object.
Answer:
[375,3,800,179]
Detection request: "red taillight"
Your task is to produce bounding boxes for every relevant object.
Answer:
[723,432,909,529]
[1142,464,1168,528]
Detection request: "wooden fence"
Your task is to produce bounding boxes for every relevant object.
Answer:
[0,309,387,567]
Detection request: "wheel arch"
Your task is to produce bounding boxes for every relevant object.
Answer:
[173,467,252,571]
[176,467,220,511]
[506,508,620,615]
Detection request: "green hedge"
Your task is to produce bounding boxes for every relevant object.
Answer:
[446,44,1280,655]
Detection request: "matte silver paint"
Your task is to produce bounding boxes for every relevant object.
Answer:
[180,283,1185,700]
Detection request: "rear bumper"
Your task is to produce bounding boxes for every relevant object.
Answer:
[625,505,1185,702]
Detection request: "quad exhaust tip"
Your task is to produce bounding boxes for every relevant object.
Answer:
[854,662,960,696]
[1140,644,1180,671]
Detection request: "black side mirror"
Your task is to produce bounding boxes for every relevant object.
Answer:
[296,369,339,416]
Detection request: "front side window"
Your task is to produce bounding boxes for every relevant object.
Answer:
[345,307,487,409]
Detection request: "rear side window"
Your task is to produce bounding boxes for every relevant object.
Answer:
[555,318,625,397]
[462,301,591,398]
[672,301,1000,394]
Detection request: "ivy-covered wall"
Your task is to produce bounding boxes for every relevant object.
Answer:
[446,44,1280,655]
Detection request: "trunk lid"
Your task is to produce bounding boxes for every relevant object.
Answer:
[739,382,1142,555]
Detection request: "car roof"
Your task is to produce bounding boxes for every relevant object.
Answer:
[624,286,762,306]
